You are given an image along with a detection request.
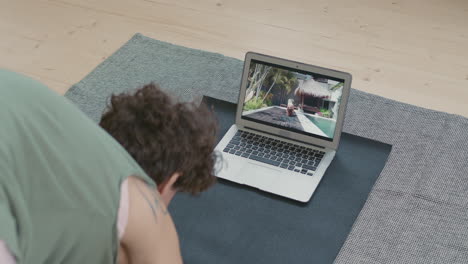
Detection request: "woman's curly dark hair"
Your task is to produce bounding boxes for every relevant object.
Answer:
[100,83,219,194]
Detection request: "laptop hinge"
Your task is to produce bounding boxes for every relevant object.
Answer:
[244,126,326,149]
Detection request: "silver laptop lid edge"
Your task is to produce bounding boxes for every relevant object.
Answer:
[235,52,352,150]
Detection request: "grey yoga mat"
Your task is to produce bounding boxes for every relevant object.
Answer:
[65,33,468,264]
[167,96,391,264]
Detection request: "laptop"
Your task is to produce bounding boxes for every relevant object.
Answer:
[215,52,352,202]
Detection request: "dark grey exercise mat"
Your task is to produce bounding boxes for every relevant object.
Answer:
[169,96,392,264]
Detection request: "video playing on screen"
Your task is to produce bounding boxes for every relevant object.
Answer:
[241,60,345,141]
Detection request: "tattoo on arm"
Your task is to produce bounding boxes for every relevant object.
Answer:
[134,181,168,223]
[149,188,168,216]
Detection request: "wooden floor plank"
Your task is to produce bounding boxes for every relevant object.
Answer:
[1,0,467,116]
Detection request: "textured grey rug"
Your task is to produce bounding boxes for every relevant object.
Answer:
[66,34,468,264]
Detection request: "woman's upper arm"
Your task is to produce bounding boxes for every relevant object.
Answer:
[121,176,183,264]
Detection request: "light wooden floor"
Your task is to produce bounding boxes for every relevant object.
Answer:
[2,0,468,117]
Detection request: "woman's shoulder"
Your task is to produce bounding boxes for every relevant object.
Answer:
[120,176,183,264]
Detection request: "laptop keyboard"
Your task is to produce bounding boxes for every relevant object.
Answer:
[222,130,325,176]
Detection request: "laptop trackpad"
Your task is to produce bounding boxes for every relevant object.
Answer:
[238,162,281,190]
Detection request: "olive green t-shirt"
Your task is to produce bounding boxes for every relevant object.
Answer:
[0,69,155,263]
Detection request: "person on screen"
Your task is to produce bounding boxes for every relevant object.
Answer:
[0,69,218,264]
[287,99,295,116]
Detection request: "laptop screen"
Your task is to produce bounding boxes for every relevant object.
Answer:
[241,59,345,142]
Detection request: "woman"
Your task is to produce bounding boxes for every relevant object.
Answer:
[0,69,218,263]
